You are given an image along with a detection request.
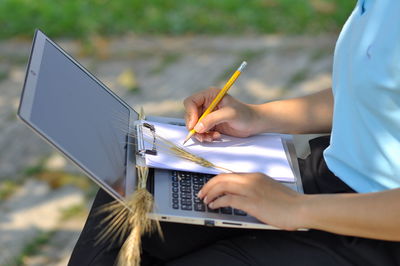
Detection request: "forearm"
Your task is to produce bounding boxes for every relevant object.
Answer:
[299,188,400,241]
[251,88,334,134]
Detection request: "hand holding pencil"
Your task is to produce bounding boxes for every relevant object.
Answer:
[183,61,261,144]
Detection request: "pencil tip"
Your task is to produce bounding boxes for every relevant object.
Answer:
[182,138,189,146]
[182,135,191,145]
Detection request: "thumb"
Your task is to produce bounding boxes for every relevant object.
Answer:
[194,107,235,133]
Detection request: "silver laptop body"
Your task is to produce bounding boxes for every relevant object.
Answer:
[18,30,303,230]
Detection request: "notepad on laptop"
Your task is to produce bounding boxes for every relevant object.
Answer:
[140,121,295,182]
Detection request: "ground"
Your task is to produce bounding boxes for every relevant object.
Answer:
[0,34,336,265]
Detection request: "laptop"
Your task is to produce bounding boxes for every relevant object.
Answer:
[18,29,304,230]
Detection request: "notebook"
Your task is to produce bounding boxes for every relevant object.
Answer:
[140,121,295,182]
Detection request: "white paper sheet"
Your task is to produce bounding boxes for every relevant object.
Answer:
[142,121,295,182]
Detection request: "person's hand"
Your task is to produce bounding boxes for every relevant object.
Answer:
[183,88,261,142]
[197,172,307,230]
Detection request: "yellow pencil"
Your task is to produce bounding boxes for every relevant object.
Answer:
[182,61,247,145]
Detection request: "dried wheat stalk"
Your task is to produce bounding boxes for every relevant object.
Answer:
[96,166,162,266]
[96,109,163,266]
[116,180,162,266]
[144,129,233,173]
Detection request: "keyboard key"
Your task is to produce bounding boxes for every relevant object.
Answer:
[194,197,202,204]
[193,178,204,185]
[181,205,193,211]
[180,180,191,186]
[194,203,206,212]
[220,207,233,215]
[181,186,191,193]
[181,192,192,199]
[178,172,190,180]
[207,207,219,213]
[181,199,192,205]
[233,209,247,216]
[171,171,219,213]
[193,184,201,191]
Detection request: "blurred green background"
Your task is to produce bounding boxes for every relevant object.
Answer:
[1,0,354,39]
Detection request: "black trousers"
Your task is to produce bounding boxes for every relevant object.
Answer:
[68,136,400,266]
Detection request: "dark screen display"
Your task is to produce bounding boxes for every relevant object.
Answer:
[30,40,130,192]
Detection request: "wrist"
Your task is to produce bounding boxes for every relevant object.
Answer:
[293,194,317,230]
[293,194,313,229]
[248,103,275,134]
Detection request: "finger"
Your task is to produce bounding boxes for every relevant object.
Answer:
[199,133,213,143]
[194,133,204,142]
[208,194,248,212]
[184,98,201,130]
[210,131,221,140]
[194,107,236,133]
[184,88,219,130]
[198,173,243,199]
[194,131,221,143]
[202,177,247,204]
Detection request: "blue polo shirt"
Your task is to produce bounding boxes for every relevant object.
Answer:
[323,0,400,193]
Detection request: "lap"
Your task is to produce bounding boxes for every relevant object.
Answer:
[69,136,400,265]
[164,230,394,266]
[68,189,122,266]
[143,217,399,266]
[70,190,400,266]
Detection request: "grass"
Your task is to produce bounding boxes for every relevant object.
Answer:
[286,68,309,89]
[60,203,87,220]
[310,48,329,62]
[23,161,46,176]
[0,180,20,200]
[0,71,8,82]
[23,159,96,197]
[13,230,55,266]
[150,53,182,75]
[0,0,356,40]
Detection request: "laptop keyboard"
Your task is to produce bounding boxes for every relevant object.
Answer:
[171,171,247,216]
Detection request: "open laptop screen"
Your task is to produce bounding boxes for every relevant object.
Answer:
[22,37,130,196]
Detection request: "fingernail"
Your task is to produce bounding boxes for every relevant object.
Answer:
[208,202,214,208]
[194,122,204,133]
[203,196,208,204]
[197,190,203,198]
